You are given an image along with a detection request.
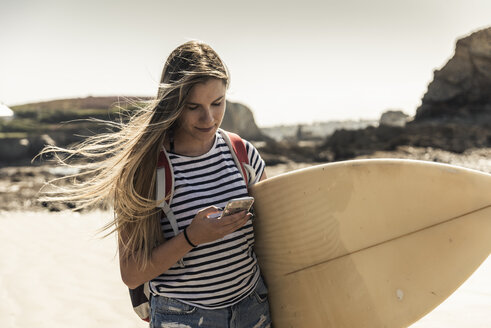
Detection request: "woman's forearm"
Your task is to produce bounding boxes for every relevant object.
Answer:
[119,232,193,289]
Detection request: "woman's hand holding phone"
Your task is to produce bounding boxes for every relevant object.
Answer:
[185,197,254,246]
[220,197,254,218]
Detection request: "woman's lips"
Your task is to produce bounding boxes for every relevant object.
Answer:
[196,126,214,132]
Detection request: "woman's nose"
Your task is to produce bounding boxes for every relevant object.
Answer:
[200,106,214,123]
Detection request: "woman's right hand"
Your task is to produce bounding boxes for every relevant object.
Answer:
[185,206,252,246]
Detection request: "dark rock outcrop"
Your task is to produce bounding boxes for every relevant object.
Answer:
[221,101,265,141]
[323,121,491,161]
[380,110,410,127]
[318,27,491,161]
[415,27,491,120]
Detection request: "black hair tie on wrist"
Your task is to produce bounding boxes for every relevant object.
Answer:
[183,228,197,248]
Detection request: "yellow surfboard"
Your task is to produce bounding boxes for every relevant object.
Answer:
[250,159,491,328]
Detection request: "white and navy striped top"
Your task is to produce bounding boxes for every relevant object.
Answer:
[149,132,265,309]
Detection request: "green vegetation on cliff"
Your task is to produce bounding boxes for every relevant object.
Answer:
[2,96,148,135]
[0,96,149,165]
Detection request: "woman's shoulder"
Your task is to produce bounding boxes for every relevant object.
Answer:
[218,129,261,155]
[218,129,253,145]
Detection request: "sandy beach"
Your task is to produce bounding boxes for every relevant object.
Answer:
[0,210,144,328]
[1,153,490,327]
[0,208,489,328]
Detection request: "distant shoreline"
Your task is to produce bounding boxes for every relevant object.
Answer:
[1,146,490,213]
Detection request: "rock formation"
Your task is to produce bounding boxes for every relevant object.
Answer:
[379,110,410,127]
[415,27,491,120]
[221,101,265,140]
[319,27,491,161]
[322,121,491,161]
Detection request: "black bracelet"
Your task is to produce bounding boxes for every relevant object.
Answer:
[183,228,197,248]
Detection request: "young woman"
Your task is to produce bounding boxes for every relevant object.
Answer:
[41,41,271,327]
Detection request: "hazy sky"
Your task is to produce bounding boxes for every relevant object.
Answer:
[1,0,490,126]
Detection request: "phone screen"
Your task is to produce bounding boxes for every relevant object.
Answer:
[221,197,254,217]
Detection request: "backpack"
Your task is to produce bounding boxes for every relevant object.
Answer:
[129,129,255,322]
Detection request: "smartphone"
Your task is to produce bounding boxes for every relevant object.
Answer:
[207,197,254,219]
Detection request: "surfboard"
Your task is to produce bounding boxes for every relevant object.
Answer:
[249,159,491,328]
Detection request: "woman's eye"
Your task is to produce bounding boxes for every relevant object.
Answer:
[212,102,222,106]
[187,105,199,110]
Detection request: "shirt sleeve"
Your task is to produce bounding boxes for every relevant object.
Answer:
[244,140,265,184]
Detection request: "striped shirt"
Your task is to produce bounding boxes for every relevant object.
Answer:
[149,132,265,309]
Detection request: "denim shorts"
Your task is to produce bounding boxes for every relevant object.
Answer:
[150,276,272,328]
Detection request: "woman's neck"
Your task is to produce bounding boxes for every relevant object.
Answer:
[165,131,216,157]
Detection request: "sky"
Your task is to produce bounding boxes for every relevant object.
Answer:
[1,0,490,127]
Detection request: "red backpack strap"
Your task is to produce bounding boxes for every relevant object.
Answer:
[221,129,249,186]
[226,131,249,164]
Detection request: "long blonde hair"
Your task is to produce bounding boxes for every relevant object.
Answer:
[39,41,230,269]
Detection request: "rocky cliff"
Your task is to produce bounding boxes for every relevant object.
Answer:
[416,27,491,120]
[222,101,265,141]
[319,27,491,161]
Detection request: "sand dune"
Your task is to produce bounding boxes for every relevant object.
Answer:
[0,210,489,327]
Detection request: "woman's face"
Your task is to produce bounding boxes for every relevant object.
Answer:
[174,78,226,147]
